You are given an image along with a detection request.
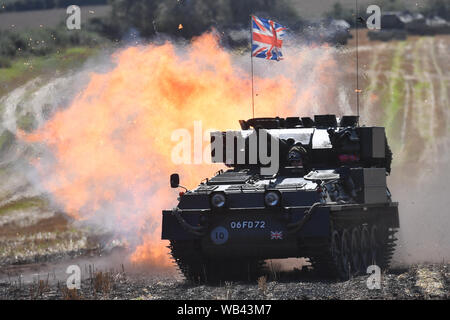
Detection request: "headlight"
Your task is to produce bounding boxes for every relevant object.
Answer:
[211,193,226,208]
[264,191,280,207]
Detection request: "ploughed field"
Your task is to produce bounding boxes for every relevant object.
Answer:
[349,31,450,179]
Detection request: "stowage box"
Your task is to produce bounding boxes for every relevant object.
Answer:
[350,168,387,204]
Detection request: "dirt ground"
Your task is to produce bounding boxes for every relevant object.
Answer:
[0,254,448,300]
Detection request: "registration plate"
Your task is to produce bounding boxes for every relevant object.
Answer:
[229,220,266,229]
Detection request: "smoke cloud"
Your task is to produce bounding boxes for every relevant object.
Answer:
[392,146,450,265]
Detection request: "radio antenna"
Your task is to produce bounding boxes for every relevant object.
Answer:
[250,15,255,119]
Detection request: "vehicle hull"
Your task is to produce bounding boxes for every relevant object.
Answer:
[161,202,399,260]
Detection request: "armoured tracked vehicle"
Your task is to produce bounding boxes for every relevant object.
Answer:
[162,115,399,282]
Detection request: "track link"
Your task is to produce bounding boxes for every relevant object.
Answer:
[307,216,398,280]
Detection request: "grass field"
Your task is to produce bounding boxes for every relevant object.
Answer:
[0,46,97,82]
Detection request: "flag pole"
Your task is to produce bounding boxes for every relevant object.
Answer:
[250,15,255,118]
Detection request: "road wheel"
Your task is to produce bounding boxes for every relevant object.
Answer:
[370,225,382,266]
[350,227,362,275]
[331,229,348,279]
[341,229,351,280]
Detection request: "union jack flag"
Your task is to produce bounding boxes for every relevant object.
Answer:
[251,16,287,61]
[270,231,283,240]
